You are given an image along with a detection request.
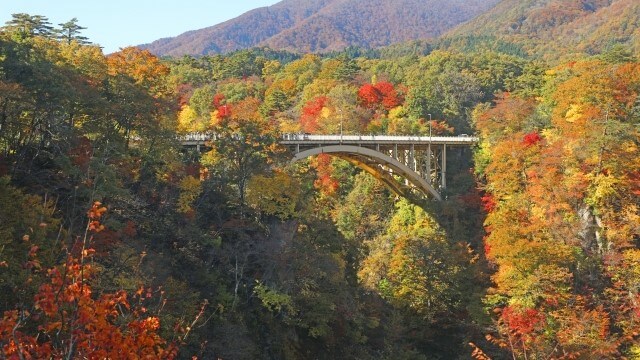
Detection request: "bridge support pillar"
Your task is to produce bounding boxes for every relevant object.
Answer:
[426,145,432,185]
[441,144,447,190]
[409,144,415,171]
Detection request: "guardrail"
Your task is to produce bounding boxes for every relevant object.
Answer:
[179,133,478,143]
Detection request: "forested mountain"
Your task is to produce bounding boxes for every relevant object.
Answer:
[141,0,501,56]
[442,0,640,60]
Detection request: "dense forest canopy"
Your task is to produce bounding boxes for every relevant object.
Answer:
[0,12,639,360]
[443,0,640,62]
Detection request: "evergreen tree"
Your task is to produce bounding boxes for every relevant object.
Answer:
[57,17,90,45]
[3,13,54,39]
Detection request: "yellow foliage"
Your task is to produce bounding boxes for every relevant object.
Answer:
[200,148,221,168]
[262,60,281,79]
[388,106,406,120]
[320,106,331,119]
[177,105,199,133]
[209,109,222,127]
[623,140,638,154]
[278,116,302,134]
[541,128,560,144]
[564,104,582,123]
[246,171,300,219]
[177,176,202,214]
[586,173,619,206]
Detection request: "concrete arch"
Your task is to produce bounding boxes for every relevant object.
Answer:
[291,145,442,201]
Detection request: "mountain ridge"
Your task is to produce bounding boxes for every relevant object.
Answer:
[141,0,501,56]
[442,0,640,60]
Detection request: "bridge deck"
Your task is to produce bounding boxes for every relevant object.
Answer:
[180,133,478,147]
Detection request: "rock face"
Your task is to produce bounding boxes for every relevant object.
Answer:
[140,0,501,56]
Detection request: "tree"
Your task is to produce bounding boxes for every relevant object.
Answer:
[106,47,174,148]
[359,200,468,322]
[0,202,178,359]
[3,13,54,39]
[204,97,284,213]
[474,57,640,358]
[57,18,90,45]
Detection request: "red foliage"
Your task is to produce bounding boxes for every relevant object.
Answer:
[358,84,382,108]
[523,132,542,146]
[0,204,177,359]
[68,137,93,171]
[176,83,193,108]
[501,306,545,338]
[302,96,328,117]
[481,193,497,213]
[429,120,455,135]
[375,81,402,109]
[629,171,640,196]
[300,96,328,133]
[358,82,403,110]
[212,93,225,108]
[217,104,232,118]
[483,236,491,256]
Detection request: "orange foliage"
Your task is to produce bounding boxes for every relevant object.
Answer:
[475,93,537,139]
[312,154,339,195]
[0,203,177,359]
[476,57,640,358]
[428,120,455,135]
[106,47,169,93]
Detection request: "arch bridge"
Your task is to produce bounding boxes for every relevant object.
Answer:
[181,133,478,201]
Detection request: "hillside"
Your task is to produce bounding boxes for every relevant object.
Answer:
[141,0,501,56]
[442,0,640,60]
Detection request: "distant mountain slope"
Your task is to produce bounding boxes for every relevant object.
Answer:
[141,0,501,56]
[443,0,640,60]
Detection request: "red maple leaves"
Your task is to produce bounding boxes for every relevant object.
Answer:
[358,81,402,110]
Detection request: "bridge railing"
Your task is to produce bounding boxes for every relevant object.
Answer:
[179,133,478,143]
[280,133,478,143]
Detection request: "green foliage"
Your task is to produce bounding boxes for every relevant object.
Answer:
[359,200,468,322]
[0,177,61,311]
[57,17,90,45]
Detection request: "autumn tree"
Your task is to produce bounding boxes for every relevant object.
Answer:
[474,58,640,358]
[0,202,178,359]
